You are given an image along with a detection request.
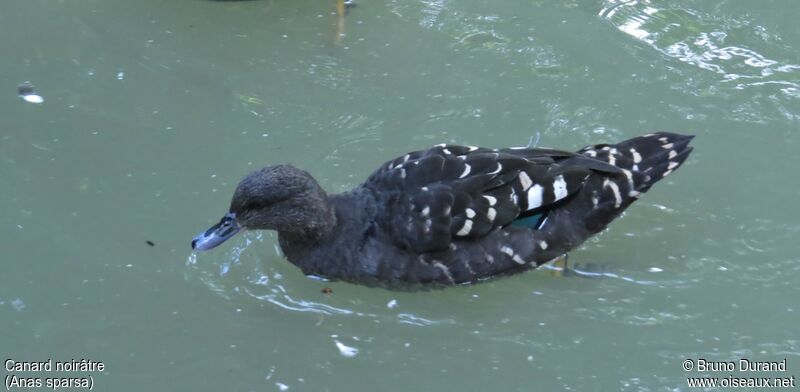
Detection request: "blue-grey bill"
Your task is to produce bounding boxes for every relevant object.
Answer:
[191,213,241,251]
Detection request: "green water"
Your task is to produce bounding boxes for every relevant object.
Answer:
[2,0,798,390]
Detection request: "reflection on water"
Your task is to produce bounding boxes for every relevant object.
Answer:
[387,0,560,69]
[601,1,660,41]
[600,0,800,97]
[186,233,464,326]
[186,229,698,335]
[187,233,350,314]
[305,54,354,91]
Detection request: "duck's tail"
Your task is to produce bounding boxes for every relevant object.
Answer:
[580,132,694,232]
[578,132,695,191]
[578,132,694,192]
[534,133,694,247]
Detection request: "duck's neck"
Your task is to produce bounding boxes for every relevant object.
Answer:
[277,196,338,256]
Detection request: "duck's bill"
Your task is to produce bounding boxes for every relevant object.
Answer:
[191,213,241,251]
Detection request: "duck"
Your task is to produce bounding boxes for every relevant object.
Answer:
[192,132,694,287]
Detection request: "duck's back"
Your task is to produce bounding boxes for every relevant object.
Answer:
[286,133,693,286]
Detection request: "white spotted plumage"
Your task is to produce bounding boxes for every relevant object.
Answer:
[460,164,471,178]
[553,175,568,201]
[487,163,502,175]
[527,184,544,210]
[456,219,473,236]
[622,169,635,189]
[538,240,548,250]
[603,179,622,208]
[630,148,642,163]
[518,171,533,190]
[487,207,497,221]
[462,259,476,275]
[465,208,476,218]
[432,262,455,283]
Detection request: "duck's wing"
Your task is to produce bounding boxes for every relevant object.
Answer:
[363,144,593,254]
[360,134,692,285]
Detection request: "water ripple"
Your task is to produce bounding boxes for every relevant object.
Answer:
[185,233,457,327]
[600,0,800,100]
[387,0,559,68]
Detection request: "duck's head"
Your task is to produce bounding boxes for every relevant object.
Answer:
[191,164,334,251]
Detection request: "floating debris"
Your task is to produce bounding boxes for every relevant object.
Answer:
[18,82,44,104]
[386,299,397,309]
[146,240,155,247]
[10,298,26,312]
[23,95,44,104]
[321,287,333,294]
[334,340,358,357]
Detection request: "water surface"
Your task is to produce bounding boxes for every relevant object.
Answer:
[2,0,798,390]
